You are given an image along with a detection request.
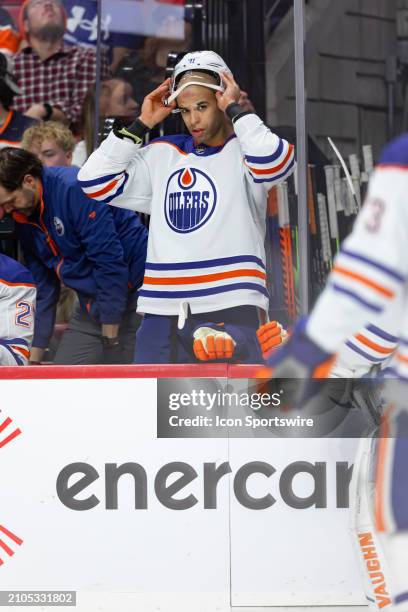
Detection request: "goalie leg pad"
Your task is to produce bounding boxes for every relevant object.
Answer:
[350,437,393,611]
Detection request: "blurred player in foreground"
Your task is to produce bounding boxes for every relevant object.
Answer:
[265,134,408,612]
[79,50,293,364]
[0,253,36,365]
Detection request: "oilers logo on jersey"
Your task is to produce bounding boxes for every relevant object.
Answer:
[164,167,217,233]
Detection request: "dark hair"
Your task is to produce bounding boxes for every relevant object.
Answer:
[0,147,43,191]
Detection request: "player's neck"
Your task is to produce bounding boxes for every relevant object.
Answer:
[202,124,234,148]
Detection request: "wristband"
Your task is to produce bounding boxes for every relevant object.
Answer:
[114,118,150,145]
[225,102,252,124]
[101,336,120,348]
[43,103,53,121]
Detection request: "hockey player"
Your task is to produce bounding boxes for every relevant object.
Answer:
[265,133,408,611]
[0,253,36,365]
[79,50,294,363]
[0,147,147,365]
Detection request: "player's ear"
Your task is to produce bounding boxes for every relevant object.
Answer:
[22,174,37,188]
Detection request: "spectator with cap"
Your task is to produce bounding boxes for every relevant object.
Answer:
[0,52,37,149]
[22,120,76,166]
[12,0,110,129]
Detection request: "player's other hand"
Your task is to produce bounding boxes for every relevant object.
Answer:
[139,78,176,129]
[257,320,288,360]
[216,71,241,112]
[264,317,336,378]
[193,326,236,361]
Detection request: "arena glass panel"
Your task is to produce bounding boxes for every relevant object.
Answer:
[91,0,299,366]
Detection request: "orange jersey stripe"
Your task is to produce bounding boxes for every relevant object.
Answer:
[333,266,395,298]
[354,334,395,355]
[247,145,294,176]
[0,139,22,146]
[396,352,408,365]
[88,178,120,198]
[143,268,267,286]
[0,111,13,136]
[151,140,188,156]
[0,278,36,289]
[55,257,64,280]
[10,345,30,359]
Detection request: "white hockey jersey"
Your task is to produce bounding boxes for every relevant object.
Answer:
[332,297,402,377]
[78,114,295,316]
[306,134,408,380]
[0,254,36,366]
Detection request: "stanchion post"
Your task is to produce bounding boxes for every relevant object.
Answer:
[294,0,309,314]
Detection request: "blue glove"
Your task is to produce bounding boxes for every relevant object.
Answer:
[266,317,335,378]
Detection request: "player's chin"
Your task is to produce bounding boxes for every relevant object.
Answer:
[191,130,206,142]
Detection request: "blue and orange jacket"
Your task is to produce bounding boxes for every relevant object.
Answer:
[15,166,147,348]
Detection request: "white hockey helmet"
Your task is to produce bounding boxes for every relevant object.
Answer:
[166,50,231,105]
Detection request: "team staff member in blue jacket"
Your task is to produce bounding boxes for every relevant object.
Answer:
[0,147,147,364]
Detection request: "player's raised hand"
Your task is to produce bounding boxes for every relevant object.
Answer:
[139,78,176,128]
[216,71,241,112]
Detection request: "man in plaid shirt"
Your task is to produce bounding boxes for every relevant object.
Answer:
[13,0,110,129]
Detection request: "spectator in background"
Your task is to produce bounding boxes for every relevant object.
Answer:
[22,120,76,166]
[0,52,37,148]
[116,24,192,108]
[13,0,110,129]
[73,77,138,166]
[22,120,79,336]
[0,147,147,365]
[63,0,143,72]
[0,7,22,56]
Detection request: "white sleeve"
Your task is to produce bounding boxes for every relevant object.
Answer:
[233,113,295,196]
[0,282,36,366]
[307,166,408,353]
[78,131,153,214]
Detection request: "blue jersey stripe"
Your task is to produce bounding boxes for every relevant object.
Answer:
[251,158,295,184]
[381,366,408,381]
[340,248,405,283]
[78,172,123,188]
[395,592,408,605]
[145,255,266,271]
[139,282,269,299]
[98,173,129,204]
[365,324,398,344]
[245,139,284,164]
[345,340,385,363]
[1,337,29,347]
[331,283,383,312]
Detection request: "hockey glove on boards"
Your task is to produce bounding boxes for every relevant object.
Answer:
[193,325,236,361]
[265,317,336,378]
[256,320,288,359]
